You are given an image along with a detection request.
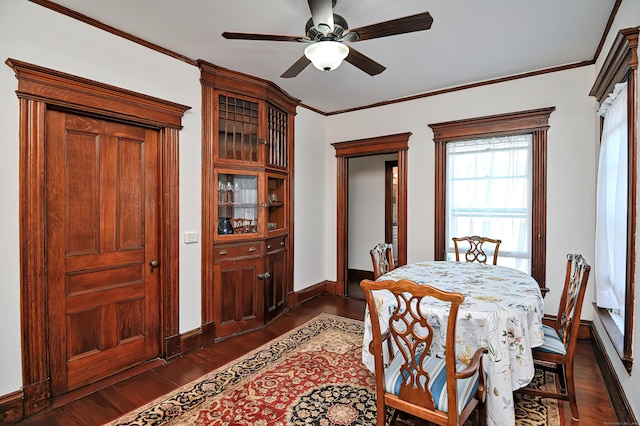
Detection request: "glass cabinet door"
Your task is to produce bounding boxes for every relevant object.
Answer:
[217,94,259,164]
[267,175,286,233]
[217,173,259,235]
[267,105,288,169]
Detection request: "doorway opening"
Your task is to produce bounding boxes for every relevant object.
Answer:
[332,132,410,297]
[345,155,397,299]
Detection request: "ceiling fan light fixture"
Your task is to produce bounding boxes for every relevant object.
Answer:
[304,41,349,72]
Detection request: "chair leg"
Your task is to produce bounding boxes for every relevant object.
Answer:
[565,364,579,421]
[377,398,387,426]
[557,364,567,393]
[477,402,487,426]
[389,408,399,425]
[537,360,567,393]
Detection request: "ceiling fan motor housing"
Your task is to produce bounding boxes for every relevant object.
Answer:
[305,14,349,41]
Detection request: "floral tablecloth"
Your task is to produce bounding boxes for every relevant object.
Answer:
[362,261,544,426]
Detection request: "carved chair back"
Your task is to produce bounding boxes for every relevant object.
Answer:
[361,278,487,425]
[522,253,590,421]
[553,253,590,352]
[452,236,501,265]
[370,242,396,279]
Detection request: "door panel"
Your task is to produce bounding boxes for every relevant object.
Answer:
[213,257,263,337]
[46,111,160,395]
[265,243,287,322]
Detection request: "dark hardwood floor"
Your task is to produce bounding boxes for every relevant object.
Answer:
[15,294,618,425]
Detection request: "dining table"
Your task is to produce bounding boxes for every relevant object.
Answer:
[361,261,545,426]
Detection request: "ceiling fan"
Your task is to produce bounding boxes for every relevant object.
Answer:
[222,0,433,78]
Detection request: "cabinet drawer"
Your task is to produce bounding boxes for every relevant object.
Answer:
[215,242,263,260]
[265,235,287,252]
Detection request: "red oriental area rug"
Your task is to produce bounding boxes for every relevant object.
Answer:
[107,314,560,426]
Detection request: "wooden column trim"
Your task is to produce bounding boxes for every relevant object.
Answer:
[335,157,349,295]
[160,127,181,359]
[287,111,296,299]
[531,129,547,289]
[201,83,216,328]
[397,149,408,266]
[625,69,637,369]
[19,98,51,416]
[433,140,446,261]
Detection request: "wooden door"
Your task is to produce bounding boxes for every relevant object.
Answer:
[264,247,287,323]
[213,256,263,337]
[264,235,287,323]
[45,111,161,395]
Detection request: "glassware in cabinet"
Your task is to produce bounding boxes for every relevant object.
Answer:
[267,175,286,232]
[217,172,259,235]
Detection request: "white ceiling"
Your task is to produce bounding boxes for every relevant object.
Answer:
[49,0,616,113]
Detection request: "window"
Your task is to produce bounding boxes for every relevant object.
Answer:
[430,107,554,289]
[590,27,637,372]
[445,135,532,273]
[595,82,628,331]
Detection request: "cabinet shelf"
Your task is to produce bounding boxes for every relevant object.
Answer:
[219,202,258,208]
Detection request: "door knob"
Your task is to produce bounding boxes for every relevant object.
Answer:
[149,259,159,273]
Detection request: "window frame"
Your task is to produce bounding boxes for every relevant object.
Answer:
[590,27,638,373]
[430,107,555,290]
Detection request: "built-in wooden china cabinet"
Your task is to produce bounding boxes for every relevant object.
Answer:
[199,62,298,339]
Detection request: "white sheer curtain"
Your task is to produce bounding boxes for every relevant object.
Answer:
[595,82,628,310]
[446,135,532,272]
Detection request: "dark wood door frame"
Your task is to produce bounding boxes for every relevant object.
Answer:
[385,160,399,247]
[6,59,190,417]
[332,132,410,296]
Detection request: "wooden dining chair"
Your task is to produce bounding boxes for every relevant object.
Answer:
[452,236,501,265]
[518,253,590,421]
[361,278,487,426]
[370,242,395,279]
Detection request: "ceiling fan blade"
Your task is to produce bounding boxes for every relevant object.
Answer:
[346,12,433,42]
[280,55,312,78]
[307,0,335,32]
[222,32,307,42]
[345,46,386,76]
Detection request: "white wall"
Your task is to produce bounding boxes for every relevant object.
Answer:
[348,154,396,271]
[326,66,599,323]
[0,1,203,394]
[293,108,329,290]
[590,0,640,419]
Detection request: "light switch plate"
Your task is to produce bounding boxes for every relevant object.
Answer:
[184,232,198,244]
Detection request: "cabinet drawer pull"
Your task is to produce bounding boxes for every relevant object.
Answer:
[258,138,268,145]
[248,247,257,252]
[258,272,272,280]
[280,241,285,246]
[218,250,228,255]
[267,245,272,249]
